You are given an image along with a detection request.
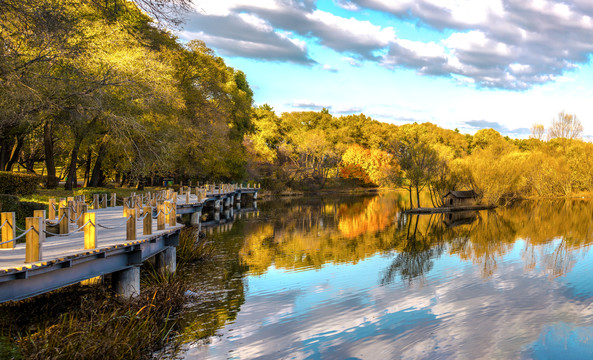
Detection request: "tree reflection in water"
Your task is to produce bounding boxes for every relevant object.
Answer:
[181,194,593,344]
[238,194,593,286]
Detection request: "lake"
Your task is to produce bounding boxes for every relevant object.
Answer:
[179,192,593,359]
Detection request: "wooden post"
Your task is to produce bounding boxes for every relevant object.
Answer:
[77,204,88,228]
[186,191,190,204]
[169,202,176,226]
[164,201,171,226]
[84,212,96,249]
[59,207,69,234]
[102,194,107,209]
[126,209,136,240]
[143,206,152,235]
[172,192,178,204]
[48,199,56,220]
[25,217,44,263]
[135,197,141,219]
[123,197,129,217]
[33,209,46,221]
[92,194,99,209]
[1,212,15,249]
[68,200,75,223]
[111,193,116,207]
[67,197,74,219]
[157,203,165,230]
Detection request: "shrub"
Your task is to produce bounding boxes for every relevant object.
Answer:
[0,195,46,238]
[0,194,20,213]
[0,172,41,195]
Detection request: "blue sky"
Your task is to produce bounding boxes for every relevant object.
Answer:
[177,0,593,138]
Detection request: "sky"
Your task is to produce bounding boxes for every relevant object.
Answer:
[176,0,593,138]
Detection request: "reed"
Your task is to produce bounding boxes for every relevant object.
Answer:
[1,270,188,359]
[0,226,215,359]
[176,227,215,265]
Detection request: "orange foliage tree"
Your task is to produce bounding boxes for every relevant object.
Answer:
[340,144,400,186]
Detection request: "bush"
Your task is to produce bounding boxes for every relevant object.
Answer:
[0,195,46,235]
[0,172,41,195]
[0,194,20,213]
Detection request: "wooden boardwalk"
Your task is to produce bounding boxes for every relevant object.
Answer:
[0,184,259,302]
[0,206,182,273]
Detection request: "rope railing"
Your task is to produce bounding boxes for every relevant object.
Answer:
[96,216,130,230]
[45,213,66,226]
[0,219,7,231]
[151,209,163,219]
[11,226,34,242]
[163,205,174,216]
[72,209,85,222]
[43,220,92,237]
[136,212,150,221]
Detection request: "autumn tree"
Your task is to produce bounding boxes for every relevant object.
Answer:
[340,144,400,186]
[391,124,440,209]
[548,112,583,139]
[530,124,545,140]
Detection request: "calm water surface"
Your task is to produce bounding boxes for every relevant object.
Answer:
[180,193,593,359]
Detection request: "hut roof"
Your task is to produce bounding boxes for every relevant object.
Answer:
[444,190,477,199]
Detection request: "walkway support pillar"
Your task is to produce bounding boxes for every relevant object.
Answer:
[155,247,176,275]
[112,267,140,298]
[190,211,200,226]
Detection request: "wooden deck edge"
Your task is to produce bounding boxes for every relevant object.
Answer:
[404,205,497,214]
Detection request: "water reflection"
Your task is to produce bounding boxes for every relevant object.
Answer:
[180,194,593,359]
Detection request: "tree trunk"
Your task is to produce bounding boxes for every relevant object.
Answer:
[5,136,24,172]
[89,139,107,187]
[83,147,92,187]
[43,121,59,189]
[0,136,13,171]
[408,186,414,209]
[416,186,421,208]
[65,136,82,190]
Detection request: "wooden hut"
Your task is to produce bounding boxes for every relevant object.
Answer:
[443,190,478,207]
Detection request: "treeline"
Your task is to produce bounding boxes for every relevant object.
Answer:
[1,0,252,189]
[247,107,593,206]
[2,1,592,206]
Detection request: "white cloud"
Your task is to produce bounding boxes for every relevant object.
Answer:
[307,10,396,48]
[182,0,593,90]
[322,64,338,72]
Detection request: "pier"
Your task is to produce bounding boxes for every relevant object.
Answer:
[0,184,259,303]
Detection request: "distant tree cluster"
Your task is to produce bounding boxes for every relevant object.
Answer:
[530,112,584,141]
[246,107,593,207]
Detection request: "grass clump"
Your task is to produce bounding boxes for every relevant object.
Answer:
[8,280,186,360]
[177,227,215,265]
[0,227,216,359]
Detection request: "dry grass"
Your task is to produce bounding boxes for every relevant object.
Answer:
[0,227,215,359]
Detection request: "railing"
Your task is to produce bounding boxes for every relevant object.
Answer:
[0,183,259,265]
